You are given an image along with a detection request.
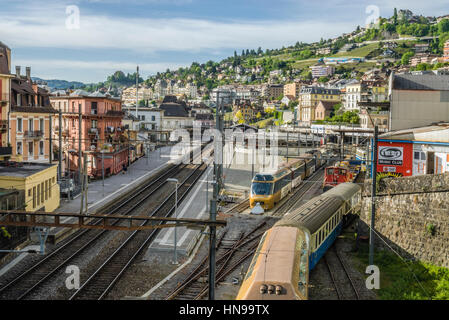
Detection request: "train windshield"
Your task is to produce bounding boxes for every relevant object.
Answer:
[251,182,272,195]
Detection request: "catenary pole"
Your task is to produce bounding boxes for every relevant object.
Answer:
[369,125,378,266]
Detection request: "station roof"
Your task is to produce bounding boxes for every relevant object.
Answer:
[0,163,56,178]
[393,73,449,91]
[379,123,449,143]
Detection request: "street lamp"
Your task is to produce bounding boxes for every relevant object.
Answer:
[166,178,179,265]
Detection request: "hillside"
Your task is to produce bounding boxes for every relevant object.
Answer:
[32,77,86,90]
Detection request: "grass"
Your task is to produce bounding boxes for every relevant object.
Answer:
[333,43,379,58]
[351,241,449,300]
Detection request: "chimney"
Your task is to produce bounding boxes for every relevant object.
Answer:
[15,66,21,77]
[26,67,31,80]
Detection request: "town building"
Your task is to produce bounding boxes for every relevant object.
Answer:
[310,65,335,78]
[444,40,449,62]
[262,84,284,99]
[299,86,341,123]
[414,43,429,54]
[0,162,59,212]
[410,53,439,67]
[122,105,163,131]
[377,124,449,176]
[283,82,303,99]
[159,95,193,130]
[389,72,449,131]
[10,66,57,163]
[0,41,13,161]
[315,101,339,120]
[233,99,255,123]
[50,91,127,178]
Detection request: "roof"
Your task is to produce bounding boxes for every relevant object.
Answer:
[0,41,10,75]
[159,102,189,117]
[195,113,214,120]
[300,86,341,95]
[0,162,56,178]
[393,73,449,91]
[316,100,339,110]
[379,123,449,143]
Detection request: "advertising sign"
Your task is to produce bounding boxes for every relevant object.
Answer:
[378,146,403,165]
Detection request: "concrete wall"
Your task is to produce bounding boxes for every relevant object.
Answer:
[391,90,449,130]
[360,173,449,268]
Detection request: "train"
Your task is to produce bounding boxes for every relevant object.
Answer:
[323,160,361,191]
[237,182,362,300]
[250,149,326,210]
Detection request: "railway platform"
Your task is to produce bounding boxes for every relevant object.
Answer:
[49,146,175,242]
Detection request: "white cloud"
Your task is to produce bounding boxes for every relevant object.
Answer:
[0,4,355,53]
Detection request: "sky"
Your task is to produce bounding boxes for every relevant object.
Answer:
[0,0,448,83]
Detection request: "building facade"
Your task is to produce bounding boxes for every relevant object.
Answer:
[0,41,13,161]
[299,86,341,123]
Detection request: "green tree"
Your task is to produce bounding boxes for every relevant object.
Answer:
[401,51,414,65]
[438,19,449,34]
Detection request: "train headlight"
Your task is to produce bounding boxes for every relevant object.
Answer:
[275,285,283,295]
[267,284,275,294]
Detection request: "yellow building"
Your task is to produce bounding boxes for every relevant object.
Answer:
[233,100,255,123]
[0,163,60,212]
[299,86,341,123]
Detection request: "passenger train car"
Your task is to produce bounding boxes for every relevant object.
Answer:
[250,159,306,210]
[237,183,362,300]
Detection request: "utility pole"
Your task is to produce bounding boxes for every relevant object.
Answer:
[369,125,378,266]
[58,110,62,180]
[209,91,222,300]
[78,106,82,185]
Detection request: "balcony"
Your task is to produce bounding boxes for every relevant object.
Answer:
[0,120,7,132]
[0,93,9,106]
[88,127,99,135]
[24,130,44,139]
[0,146,12,156]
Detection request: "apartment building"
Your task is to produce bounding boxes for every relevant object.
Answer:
[50,91,127,178]
[310,65,335,78]
[0,41,13,161]
[299,86,340,123]
[283,82,303,99]
[444,40,449,62]
[10,67,57,163]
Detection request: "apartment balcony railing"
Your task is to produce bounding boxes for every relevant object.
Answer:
[0,120,7,132]
[88,127,99,135]
[0,93,9,106]
[0,146,12,156]
[24,130,44,139]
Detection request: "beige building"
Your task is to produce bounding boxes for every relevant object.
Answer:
[299,86,341,123]
[283,82,303,99]
[389,73,449,131]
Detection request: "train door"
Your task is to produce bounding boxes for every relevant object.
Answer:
[413,146,426,176]
[297,230,309,300]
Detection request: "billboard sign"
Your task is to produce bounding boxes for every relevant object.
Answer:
[379,146,403,165]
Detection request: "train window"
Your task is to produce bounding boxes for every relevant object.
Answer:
[251,182,272,195]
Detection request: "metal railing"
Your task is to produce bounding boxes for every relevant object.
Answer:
[24,130,44,138]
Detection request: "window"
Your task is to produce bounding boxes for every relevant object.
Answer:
[41,182,44,204]
[414,152,420,160]
[16,142,22,155]
[45,180,48,201]
[91,102,98,115]
[28,118,34,132]
[40,118,44,133]
[39,141,44,155]
[17,118,23,132]
[142,115,145,121]
[49,179,52,198]
[37,184,40,206]
[151,116,155,121]
[72,101,75,112]
[33,187,36,208]
[28,142,33,156]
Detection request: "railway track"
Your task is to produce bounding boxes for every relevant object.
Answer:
[0,145,211,300]
[165,221,267,300]
[226,198,249,214]
[69,162,208,300]
[273,167,325,217]
[323,246,360,300]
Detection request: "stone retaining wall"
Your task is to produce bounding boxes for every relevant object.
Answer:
[360,173,449,268]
